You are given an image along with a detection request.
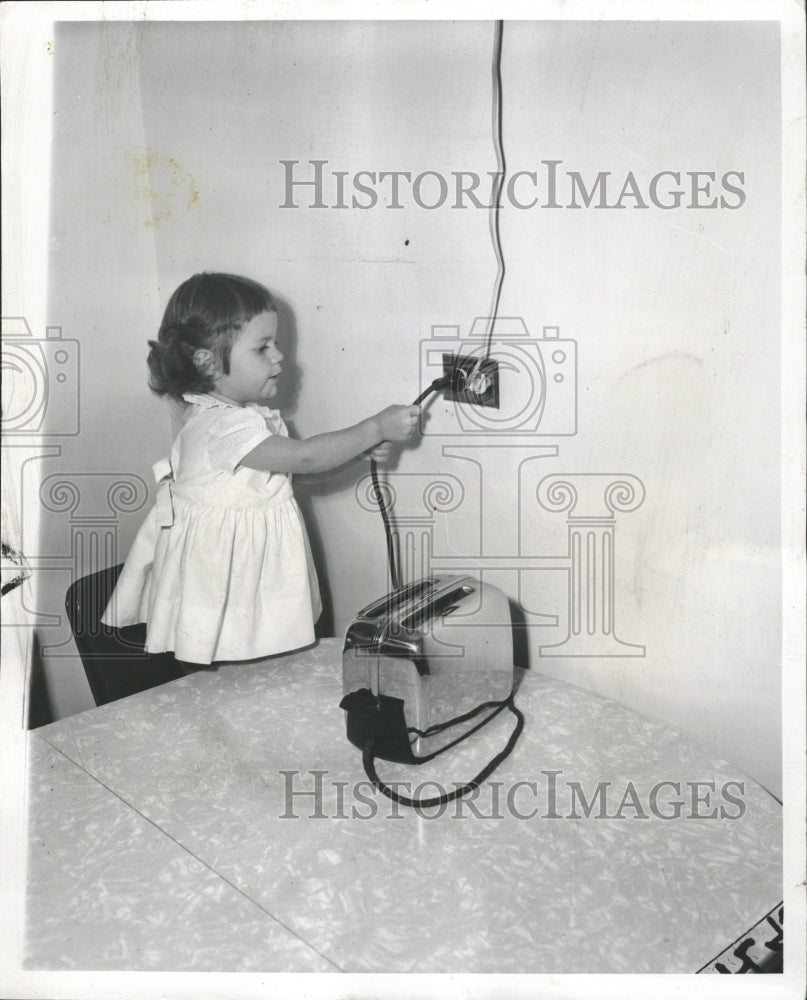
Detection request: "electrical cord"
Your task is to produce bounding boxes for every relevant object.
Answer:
[363,693,525,809]
[469,19,507,391]
[371,21,507,588]
[369,375,452,590]
[484,19,506,356]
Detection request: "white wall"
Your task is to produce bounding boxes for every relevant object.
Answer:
[39,20,782,796]
[35,23,164,721]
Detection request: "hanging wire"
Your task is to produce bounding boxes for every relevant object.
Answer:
[372,21,508,590]
[485,19,506,355]
[469,19,506,387]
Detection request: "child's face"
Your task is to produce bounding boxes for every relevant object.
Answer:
[214,311,283,405]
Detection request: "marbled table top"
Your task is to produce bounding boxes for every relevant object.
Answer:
[26,638,781,973]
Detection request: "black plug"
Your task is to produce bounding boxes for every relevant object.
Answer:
[440,353,499,408]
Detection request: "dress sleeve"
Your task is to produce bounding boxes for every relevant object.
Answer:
[206,407,275,472]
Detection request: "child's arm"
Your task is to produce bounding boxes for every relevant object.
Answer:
[239,405,420,474]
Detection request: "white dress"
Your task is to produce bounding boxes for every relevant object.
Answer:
[102,393,321,664]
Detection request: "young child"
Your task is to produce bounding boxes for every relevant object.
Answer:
[102,272,419,664]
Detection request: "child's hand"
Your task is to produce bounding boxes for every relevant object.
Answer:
[367,441,394,464]
[376,405,420,442]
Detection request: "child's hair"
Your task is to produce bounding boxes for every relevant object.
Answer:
[147,272,276,401]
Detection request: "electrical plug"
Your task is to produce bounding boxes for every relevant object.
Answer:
[440,353,499,408]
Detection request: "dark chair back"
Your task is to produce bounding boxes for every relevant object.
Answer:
[65,565,185,705]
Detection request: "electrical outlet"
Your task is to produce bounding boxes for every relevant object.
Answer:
[442,353,500,408]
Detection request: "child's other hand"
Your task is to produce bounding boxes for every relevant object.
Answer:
[376,405,420,442]
[367,441,394,464]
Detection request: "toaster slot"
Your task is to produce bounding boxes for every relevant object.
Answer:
[358,577,437,621]
[401,584,475,630]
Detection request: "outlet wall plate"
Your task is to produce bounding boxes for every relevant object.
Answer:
[442,353,500,408]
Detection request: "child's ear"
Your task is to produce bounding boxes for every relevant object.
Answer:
[192,349,218,378]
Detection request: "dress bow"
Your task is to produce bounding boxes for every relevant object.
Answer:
[152,458,175,527]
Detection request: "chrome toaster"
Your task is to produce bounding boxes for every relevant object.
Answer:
[342,575,514,757]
